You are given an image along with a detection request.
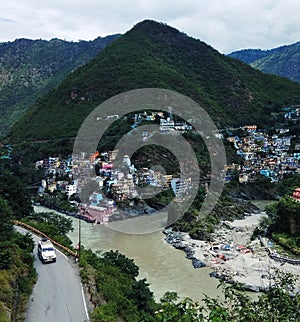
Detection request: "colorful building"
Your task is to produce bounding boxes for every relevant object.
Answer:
[292,188,300,202]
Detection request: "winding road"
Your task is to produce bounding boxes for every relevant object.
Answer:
[17,227,89,322]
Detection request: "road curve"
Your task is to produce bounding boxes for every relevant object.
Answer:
[17,227,89,322]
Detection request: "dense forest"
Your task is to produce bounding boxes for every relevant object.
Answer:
[0,35,120,138]
[9,20,300,144]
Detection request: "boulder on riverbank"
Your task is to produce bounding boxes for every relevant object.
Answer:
[164,212,300,294]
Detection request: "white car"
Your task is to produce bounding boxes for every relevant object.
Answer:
[37,238,56,263]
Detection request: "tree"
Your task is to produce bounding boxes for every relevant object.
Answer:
[275,197,300,236]
[22,211,73,247]
[91,302,118,322]
[0,197,13,243]
[157,292,203,321]
[0,172,33,219]
[127,278,156,313]
[103,250,139,278]
[157,277,300,322]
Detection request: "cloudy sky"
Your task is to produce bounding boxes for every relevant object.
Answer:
[1,0,299,54]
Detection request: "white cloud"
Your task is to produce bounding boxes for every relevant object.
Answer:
[0,0,299,53]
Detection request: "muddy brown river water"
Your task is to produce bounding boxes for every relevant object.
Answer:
[34,205,223,302]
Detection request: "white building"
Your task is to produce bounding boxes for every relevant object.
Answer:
[66,184,77,198]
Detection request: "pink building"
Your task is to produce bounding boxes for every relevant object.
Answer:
[292,188,300,202]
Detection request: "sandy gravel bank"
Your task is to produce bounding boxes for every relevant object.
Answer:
[165,212,300,293]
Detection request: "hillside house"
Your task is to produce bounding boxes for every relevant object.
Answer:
[292,188,300,202]
[66,183,77,198]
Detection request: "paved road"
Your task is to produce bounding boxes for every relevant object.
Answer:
[17,228,89,322]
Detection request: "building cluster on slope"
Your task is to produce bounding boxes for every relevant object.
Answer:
[283,106,300,121]
[36,146,191,223]
[225,125,300,183]
[35,106,300,223]
[72,150,189,202]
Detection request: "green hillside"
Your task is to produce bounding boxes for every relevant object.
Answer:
[10,20,300,143]
[229,42,300,83]
[0,35,120,138]
[228,48,271,64]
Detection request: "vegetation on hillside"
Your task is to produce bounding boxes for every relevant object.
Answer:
[228,48,272,64]
[0,161,75,320]
[229,41,300,83]
[9,20,300,145]
[253,197,300,255]
[251,175,300,255]
[157,274,300,322]
[0,197,36,322]
[79,248,158,321]
[79,245,300,322]
[172,185,256,240]
[1,20,300,320]
[0,35,120,138]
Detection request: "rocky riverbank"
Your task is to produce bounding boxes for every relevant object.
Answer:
[164,212,300,293]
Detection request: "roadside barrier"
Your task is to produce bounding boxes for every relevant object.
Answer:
[259,236,300,265]
[13,220,77,257]
[269,253,300,265]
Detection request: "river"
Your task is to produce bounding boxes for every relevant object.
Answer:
[34,205,222,302]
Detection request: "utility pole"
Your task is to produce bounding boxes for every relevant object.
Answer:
[76,195,83,262]
[78,214,81,261]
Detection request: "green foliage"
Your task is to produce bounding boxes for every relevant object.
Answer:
[126,278,155,313]
[254,197,300,254]
[274,197,300,237]
[91,302,118,322]
[35,191,77,214]
[249,42,300,83]
[10,20,300,145]
[21,211,74,247]
[276,174,300,197]
[157,292,203,321]
[79,230,297,322]
[0,172,33,219]
[0,198,13,244]
[98,118,133,152]
[0,197,36,321]
[132,144,180,175]
[230,42,300,89]
[156,277,300,322]
[102,250,139,279]
[0,35,120,138]
[272,232,300,255]
[79,248,157,322]
[146,188,175,211]
[173,186,253,240]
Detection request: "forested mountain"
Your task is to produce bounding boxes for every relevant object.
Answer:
[0,34,120,137]
[9,20,300,143]
[229,42,300,83]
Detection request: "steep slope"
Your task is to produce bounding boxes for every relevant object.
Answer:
[0,35,120,137]
[229,42,300,83]
[10,20,300,143]
[228,49,271,64]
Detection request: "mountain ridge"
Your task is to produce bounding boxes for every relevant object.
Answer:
[0,34,120,138]
[9,20,300,143]
[228,41,300,83]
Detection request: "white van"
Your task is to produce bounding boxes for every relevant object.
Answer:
[37,238,56,263]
